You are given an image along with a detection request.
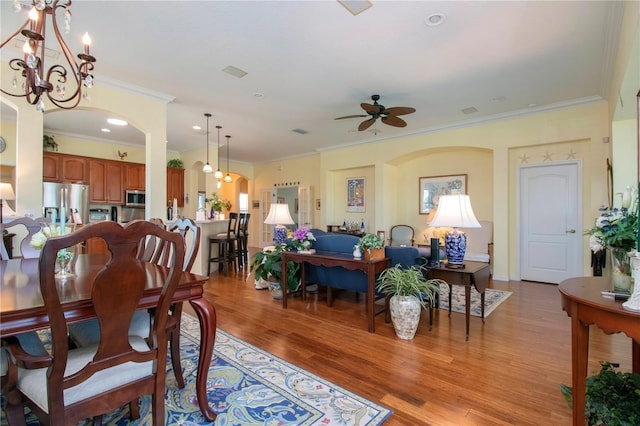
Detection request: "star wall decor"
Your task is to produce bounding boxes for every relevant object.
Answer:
[542,151,554,161]
[519,154,530,164]
[566,149,578,159]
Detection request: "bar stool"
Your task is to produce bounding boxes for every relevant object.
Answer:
[208,212,238,275]
[236,213,250,268]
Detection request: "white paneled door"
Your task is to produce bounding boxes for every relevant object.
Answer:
[518,161,582,284]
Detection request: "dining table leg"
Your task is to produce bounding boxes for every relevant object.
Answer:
[189,297,218,422]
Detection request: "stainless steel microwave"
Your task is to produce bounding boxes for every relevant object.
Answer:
[124,190,145,208]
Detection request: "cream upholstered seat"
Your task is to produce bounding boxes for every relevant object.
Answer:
[389,225,414,247]
[462,220,493,265]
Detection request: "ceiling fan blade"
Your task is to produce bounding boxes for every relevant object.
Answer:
[334,114,368,120]
[360,103,379,114]
[384,107,416,116]
[381,115,407,128]
[358,118,376,131]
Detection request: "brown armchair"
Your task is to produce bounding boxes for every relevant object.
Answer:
[4,221,185,425]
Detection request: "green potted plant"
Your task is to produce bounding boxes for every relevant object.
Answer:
[43,134,58,151]
[560,362,640,425]
[167,158,184,168]
[376,264,444,339]
[250,244,301,299]
[358,233,385,260]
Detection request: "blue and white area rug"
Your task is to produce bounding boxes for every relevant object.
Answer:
[1,314,391,425]
[437,284,512,318]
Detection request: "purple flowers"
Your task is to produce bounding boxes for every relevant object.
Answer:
[291,226,316,250]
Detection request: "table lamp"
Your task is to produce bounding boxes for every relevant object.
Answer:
[429,194,481,268]
[264,203,295,245]
[0,182,16,226]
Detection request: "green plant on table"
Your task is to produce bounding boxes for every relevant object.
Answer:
[560,362,640,426]
[250,244,300,292]
[358,233,384,254]
[376,264,444,308]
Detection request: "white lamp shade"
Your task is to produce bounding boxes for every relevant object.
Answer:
[202,163,213,174]
[429,194,481,228]
[264,203,295,225]
[0,183,15,200]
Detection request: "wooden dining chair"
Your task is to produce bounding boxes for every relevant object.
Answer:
[3,221,185,426]
[69,218,200,389]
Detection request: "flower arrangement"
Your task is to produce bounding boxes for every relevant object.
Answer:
[206,192,232,212]
[587,186,638,253]
[30,225,73,262]
[289,226,316,251]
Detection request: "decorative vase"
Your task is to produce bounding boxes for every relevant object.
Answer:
[389,295,422,340]
[268,280,283,300]
[55,249,75,280]
[609,246,632,293]
[353,245,362,258]
[364,247,384,261]
[622,254,640,312]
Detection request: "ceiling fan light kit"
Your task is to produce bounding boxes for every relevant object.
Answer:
[335,94,416,131]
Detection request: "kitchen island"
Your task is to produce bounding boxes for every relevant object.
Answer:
[166,219,228,276]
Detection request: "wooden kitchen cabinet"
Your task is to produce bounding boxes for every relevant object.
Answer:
[43,152,60,182]
[124,163,145,190]
[167,167,184,207]
[61,155,88,183]
[42,152,88,183]
[89,159,124,204]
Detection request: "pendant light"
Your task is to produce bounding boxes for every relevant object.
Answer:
[214,125,223,179]
[202,113,213,174]
[224,135,232,183]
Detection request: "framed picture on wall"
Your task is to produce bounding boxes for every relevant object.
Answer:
[419,174,467,215]
[347,177,365,212]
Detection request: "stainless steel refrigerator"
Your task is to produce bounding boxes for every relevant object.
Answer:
[43,182,90,224]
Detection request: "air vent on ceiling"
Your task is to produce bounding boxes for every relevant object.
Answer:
[292,128,309,135]
[337,0,372,16]
[222,65,248,78]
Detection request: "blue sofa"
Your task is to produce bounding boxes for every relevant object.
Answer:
[307,233,429,305]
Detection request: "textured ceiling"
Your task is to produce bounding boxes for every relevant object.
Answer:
[1,1,635,164]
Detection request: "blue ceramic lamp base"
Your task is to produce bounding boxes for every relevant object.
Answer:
[273,226,288,245]
[444,228,467,268]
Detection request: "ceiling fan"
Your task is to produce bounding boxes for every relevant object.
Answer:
[335,94,416,131]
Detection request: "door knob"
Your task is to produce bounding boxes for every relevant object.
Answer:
[566,229,576,233]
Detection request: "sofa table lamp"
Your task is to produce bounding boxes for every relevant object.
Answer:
[264,203,295,245]
[0,182,16,225]
[429,194,481,268]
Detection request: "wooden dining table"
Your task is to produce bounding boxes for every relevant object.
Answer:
[0,254,218,422]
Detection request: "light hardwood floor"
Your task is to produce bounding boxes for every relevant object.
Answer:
[192,255,633,426]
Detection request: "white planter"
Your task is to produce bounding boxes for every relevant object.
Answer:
[389,295,422,340]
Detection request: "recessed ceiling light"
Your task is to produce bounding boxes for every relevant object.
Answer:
[292,128,308,134]
[461,106,478,115]
[425,13,446,27]
[192,125,201,131]
[101,128,111,133]
[528,103,538,108]
[107,118,128,126]
[253,92,264,98]
[492,96,506,102]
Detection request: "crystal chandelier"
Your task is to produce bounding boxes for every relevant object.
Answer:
[1,0,96,112]
[202,113,213,174]
[224,135,232,183]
